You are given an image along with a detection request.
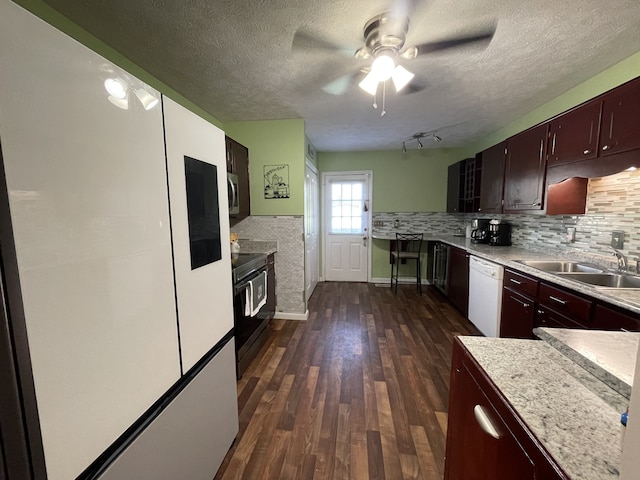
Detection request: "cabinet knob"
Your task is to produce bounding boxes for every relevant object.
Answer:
[583,149,591,155]
[602,145,610,151]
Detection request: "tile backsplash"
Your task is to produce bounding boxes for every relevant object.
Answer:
[374,169,640,270]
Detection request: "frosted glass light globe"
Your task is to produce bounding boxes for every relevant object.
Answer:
[371,55,395,81]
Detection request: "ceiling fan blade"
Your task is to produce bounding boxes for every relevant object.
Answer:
[398,78,428,96]
[410,24,496,57]
[292,28,354,57]
[322,72,358,96]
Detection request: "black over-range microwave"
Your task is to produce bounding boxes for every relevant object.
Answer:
[227,172,239,215]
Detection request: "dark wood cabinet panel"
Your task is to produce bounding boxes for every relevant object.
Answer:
[503,269,538,298]
[447,246,469,316]
[535,305,586,329]
[537,282,592,326]
[599,77,640,158]
[445,340,566,480]
[504,124,548,212]
[500,288,535,339]
[547,101,601,167]
[226,136,251,225]
[478,142,505,214]
[265,253,277,320]
[447,161,463,213]
[592,303,640,332]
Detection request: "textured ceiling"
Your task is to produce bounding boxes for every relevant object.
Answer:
[40,0,640,151]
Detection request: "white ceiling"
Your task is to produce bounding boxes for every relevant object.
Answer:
[40,0,640,152]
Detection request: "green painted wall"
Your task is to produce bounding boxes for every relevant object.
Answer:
[318,148,468,280]
[225,119,306,216]
[13,0,224,129]
[318,148,468,212]
[466,50,640,155]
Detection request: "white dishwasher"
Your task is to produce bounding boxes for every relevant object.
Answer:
[468,256,504,337]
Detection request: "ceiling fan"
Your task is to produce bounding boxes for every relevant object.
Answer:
[353,13,496,97]
[292,5,496,110]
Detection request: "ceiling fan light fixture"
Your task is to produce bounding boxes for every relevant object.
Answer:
[391,65,414,92]
[104,78,128,99]
[134,88,159,110]
[358,71,379,96]
[108,93,129,110]
[371,54,395,81]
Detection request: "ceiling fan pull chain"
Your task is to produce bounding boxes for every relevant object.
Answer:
[381,80,386,117]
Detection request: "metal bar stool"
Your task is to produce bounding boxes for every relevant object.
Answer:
[390,233,423,294]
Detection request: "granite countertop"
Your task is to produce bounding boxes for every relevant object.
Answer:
[459,336,626,480]
[535,327,640,399]
[371,231,640,315]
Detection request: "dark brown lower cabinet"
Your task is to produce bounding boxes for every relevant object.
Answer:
[500,288,535,338]
[265,253,277,319]
[445,339,568,480]
[447,246,470,317]
[592,303,640,332]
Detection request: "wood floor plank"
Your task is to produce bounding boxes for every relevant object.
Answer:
[214,282,480,480]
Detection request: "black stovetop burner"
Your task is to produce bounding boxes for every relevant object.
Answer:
[231,252,267,284]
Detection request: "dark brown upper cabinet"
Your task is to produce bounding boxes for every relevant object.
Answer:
[504,124,548,213]
[446,161,463,213]
[547,100,601,168]
[226,136,251,225]
[599,77,640,158]
[478,142,506,214]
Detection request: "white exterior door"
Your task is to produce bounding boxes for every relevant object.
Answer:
[323,171,372,282]
[305,162,319,300]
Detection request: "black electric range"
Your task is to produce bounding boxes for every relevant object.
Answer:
[231,252,267,285]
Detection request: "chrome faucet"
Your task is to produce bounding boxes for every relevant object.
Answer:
[611,247,628,273]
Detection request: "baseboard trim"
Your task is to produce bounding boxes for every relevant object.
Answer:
[273,310,309,321]
[370,277,432,285]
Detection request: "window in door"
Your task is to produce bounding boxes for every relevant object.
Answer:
[329,180,366,234]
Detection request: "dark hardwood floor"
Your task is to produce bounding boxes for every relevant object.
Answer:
[214,282,481,480]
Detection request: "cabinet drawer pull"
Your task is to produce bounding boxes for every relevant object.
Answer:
[583,149,591,155]
[621,328,630,333]
[474,405,501,439]
[602,145,610,151]
[509,278,522,285]
[549,295,567,305]
[510,295,530,308]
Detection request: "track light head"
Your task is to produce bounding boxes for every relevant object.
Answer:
[402,142,407,153]
[417,139,423,149]
[433,134,442,143]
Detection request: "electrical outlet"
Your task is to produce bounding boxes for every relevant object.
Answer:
[566,227,576,243]
[611,230,625,249]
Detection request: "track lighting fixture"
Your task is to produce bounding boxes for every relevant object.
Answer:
[103,75,159,111]
[401,131,443,150]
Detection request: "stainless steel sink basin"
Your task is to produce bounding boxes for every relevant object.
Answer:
[555,272,640,289]
[515,260,605,273]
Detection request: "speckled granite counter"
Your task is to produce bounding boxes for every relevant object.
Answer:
[535,327,639,399]
[460,336,625,480]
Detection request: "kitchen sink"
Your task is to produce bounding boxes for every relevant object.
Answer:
[515,260,605,273]
[555,272,640,289]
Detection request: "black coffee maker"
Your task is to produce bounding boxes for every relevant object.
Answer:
[489,219,512,246]
[470,218,491,244]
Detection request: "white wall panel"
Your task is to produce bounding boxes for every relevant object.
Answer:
[0,2,181,478]
[162,97,234,371]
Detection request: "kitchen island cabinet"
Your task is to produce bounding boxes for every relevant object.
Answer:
[504,124,548,213]
[445,338,568,480]
[446,335,624,480]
